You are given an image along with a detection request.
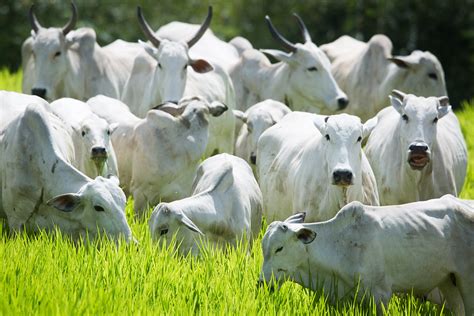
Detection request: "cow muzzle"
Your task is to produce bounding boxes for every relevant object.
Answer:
[91,147,108,172]
[31,88,47,99]
[407,142,430,170]
[332,169,353,186]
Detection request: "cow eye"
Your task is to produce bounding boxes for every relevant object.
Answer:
[160,228,168,236]
[325,134,330,141]
[433,117,439,124]
[81,131,86,137]
[94,205,105,212]
[307,66,318,72]
[428,73,438,80]
[357,136,362,142]
[158,63,162,69]
[54,51,61,57]
[402,114,409,122]
[275,246,283,254]
[107,129,111,136]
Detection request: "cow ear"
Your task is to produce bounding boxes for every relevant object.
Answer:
[260,49,295,65]
[296,227,316,244]
[190,59,213,73]
[156,103,186,117]
[233,110,247,123]
[387,57,409,69]
[109,122,119,135]
[139,40,158,58]
[363,116,378,140]
[47,193,81,212]
[437,96,451,119]
[208,101,228,117]
[389,95,405,116]
[284,212,306,224]
[313,115,327,135]
[179,214,204,236]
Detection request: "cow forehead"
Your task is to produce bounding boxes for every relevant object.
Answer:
[82,116,108,131]
[159,41,188,60]
[84,177,126,207]
[33,28,64,49]
[404,96,439,117]
[295,42,331,67]
[326,114,363,135]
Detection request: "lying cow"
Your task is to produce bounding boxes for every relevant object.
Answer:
[50,98,118,178]
[233,99,291,170]
[259,195,474,315]
[365,90,467,205]
[149,154,263,255]
[0,102,132,242]
[257,112,379,222]
[320,34,447,120]
[88,95,227,216]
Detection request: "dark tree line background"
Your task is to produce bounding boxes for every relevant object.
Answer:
[1,0,473,106]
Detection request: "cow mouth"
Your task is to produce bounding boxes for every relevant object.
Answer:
[91,156,107,173]
[333,179,353,187]
[408,152,430,170]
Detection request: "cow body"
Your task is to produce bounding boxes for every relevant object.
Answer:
[257,112,379,222]
[260,195,474,315]
[149,154,263,255]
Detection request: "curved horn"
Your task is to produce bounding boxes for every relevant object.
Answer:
[28,5,42,33]
[391,89,407,100]
[265,15,297,53]
[187,6,213,48]
[62,1,78,35]
[293,13,312,43]
[137,6,161,47]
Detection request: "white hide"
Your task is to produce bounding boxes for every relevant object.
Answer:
[320,34,447,120]
[0,102,131,242]
[365,92,467,205]
[50,98,118,179]
[88,95,228,215]
[257,112,379,222]
[149,154,263,255]
[259,195,474,315]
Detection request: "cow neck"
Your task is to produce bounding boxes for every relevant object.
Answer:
[261,62,291,105]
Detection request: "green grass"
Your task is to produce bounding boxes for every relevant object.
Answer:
[0,70,472,315]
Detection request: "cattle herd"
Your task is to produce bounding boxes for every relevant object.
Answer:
[0,2,472,315]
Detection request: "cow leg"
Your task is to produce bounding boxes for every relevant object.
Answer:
[436,278,464,316]
[132,191,149,219]
[456,274,474,316]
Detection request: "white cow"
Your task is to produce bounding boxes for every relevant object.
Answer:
[121,6,236,156]
[149,154,263,255]
[257,112,379,222]
[22,3,142,101]
[259,195,474,315]
[50,98,118,179]
[0,102,132,242]
[88,95,228,216]
[229,14,348,112]
[365,90,467,205]
[320,34,447,120]
[233,99,291,169]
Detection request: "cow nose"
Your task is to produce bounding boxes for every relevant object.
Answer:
[337,97,349,110]
[91,146,107,157]
[250,153,257,165]
[409,142,429,152]
[333,169,353,185]
[31,88,47,99]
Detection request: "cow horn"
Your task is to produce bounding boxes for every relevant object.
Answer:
[265,15,297,53]
[187,6,213,48]
[391,89,407,100]
[293,13,312,43]
[62,1,78,35]
[137,6,161,48]
[28,5,43,33]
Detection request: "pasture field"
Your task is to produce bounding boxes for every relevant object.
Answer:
[0,71,472,315]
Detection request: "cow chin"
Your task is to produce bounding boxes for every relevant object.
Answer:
[407,152,430,170]
[92,157,107,174]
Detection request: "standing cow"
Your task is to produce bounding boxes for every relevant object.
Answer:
[230,14,348,113]
[259,195,474,315]
[258,112,379,222]
[365,90,467,205]
[320,34,447,120]
[149,154,263,255]
[22,3,142,101]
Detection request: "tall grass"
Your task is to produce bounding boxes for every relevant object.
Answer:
[0,70,470,315]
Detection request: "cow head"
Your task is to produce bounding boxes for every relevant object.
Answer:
[47,176,132,243]
[26,2,78,101]
[261,14,348,112]
[149,203,204,255]
[388,50,447,98]
[259,213,316,290]
[136,6,214,104]
[389,90,451,171]
[313,114,377,187]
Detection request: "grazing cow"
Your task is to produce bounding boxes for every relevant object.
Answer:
[259,195,474,315]
[0,103,132,242]
[22,3,142,101]
[50,98,118,178]
[257,112,379,222]
[365,90,467,205]
[230,14,348,112]
[233,99,291,170]
[320,34,447,120]
[149,154,263,255]
[88,95,228,216]
[121,6,236,155]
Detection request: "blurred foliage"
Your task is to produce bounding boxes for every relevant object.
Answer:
[0,0,473,105]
